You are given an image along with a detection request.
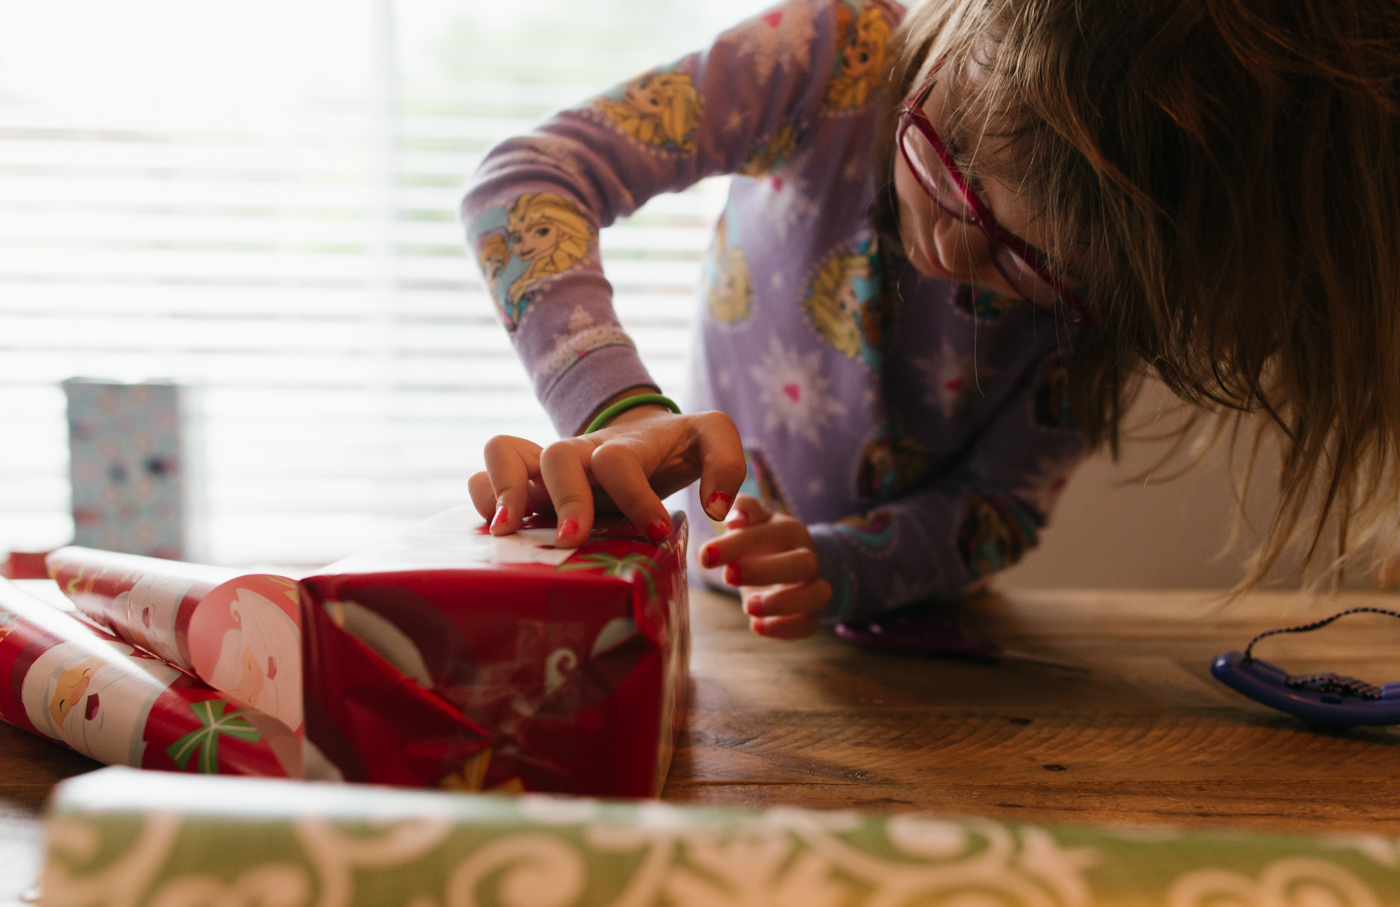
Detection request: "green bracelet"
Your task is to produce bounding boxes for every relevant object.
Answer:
[584,393,681,434]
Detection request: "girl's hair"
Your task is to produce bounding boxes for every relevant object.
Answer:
[882,0,1400,588]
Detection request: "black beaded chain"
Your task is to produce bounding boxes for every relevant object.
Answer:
[1241,607,1400,701]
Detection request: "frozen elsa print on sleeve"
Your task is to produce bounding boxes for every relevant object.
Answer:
[463,0,841,435]
[471,192,598,333]
[592,69,703,153]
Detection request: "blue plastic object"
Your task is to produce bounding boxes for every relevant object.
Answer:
[1211,649,1400,727]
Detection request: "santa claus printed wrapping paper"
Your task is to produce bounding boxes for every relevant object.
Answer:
[301,507,690,798]
[1,507,689,797]
[0,578,302,777]
[45,547,303,734]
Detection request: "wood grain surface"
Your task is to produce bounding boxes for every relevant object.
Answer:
[664,587,1400,830]
[4,584,1400,901]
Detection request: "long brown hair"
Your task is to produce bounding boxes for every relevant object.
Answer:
[882,0,1400,588]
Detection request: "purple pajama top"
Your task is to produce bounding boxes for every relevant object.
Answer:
[462,0,1089,621]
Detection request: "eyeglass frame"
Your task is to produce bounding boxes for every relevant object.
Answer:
[896,70,1094,326]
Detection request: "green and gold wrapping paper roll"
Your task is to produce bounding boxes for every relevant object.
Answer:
[41,767,1400,907]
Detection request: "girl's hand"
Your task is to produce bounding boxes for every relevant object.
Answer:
[698,494,832,640]
[467,398,745,548]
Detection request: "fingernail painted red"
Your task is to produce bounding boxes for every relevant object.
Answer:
[557,518,579,540]
[646,520,670,542]
[725,563,740,585]
[700,546,716,569]
[707,492,732,512]
[491,505,508,531]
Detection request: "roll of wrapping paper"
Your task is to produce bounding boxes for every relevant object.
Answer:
[40,766,1400,907]
[46,547,303,734]
[0,579,301,777]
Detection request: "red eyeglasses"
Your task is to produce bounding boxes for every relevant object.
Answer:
[897,72,1094,326]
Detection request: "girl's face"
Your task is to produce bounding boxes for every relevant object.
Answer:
[893,63,1081,299]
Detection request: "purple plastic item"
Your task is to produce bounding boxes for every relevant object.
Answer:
[836,613,1003,661]
[836,611,1087,671]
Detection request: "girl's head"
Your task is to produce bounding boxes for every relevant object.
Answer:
[887,0,1400,584]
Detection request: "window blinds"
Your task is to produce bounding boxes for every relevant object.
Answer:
[0,0,757,565]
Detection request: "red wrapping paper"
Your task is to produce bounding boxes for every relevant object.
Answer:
[0,578,301,777]
[46,548,303,735]
[300,507,690,797]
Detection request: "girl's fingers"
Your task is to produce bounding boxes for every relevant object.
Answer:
[726,493,771,530]
[700,516,808,569]
[468,471,496,521]
[482,435,542,536]
[589,442,672,543]
[692,412,747,522]
[725,549,820,587]
[538,438,597,547]
[742,579,832,618]
[749,613,822,641]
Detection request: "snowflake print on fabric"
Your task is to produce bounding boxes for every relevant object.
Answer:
[954,284,1020,322]
[825,1,897,109]
[913,339,996,418]
[471,192,597,332]
[957,493,1037,579]
[755,163,819,241]
[803,238,884,369]
[727,1,819,84]
[750,335,847,446]
[857,422,931,499]
[704,211,753,325]
[592,64,702,154]
[1033,359,1079,431]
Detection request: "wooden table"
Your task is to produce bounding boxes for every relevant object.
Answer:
[6,584,1400,901]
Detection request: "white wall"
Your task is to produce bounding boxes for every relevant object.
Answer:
[999,380,1290,590]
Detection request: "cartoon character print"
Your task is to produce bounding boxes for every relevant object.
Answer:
[835,508,895,549]
[206,588,301,730]
[825,2,894,109]
[803,239,883,368]
[858,423,931,499]
[705,213,753,324]
[477,233,510,302]
[474,193,597,331]
[738,123,800,177]
[955,284,1020,322]
[594,68,702,153]
[22,639,181,767]
[1033,359,1080,431]
[957,494,1036,579]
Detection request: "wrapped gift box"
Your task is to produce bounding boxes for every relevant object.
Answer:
[63,378,206,562]
[41,766,1400,907]
[300,506,690,797]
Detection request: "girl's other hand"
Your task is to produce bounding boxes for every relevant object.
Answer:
[466,400,745,549]
[698,494,832,640]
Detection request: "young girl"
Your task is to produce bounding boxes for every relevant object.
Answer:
[463,0,1400,639]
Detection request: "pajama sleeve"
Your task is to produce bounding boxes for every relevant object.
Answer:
[807,338,1092,623]
[461,0,839,436]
